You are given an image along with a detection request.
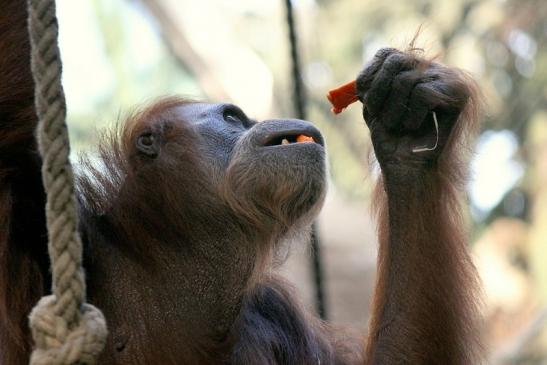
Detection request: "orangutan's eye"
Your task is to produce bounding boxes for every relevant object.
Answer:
[136,133,158,157]
[223,111,242,124]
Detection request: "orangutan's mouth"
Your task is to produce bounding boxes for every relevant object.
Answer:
[262,129,323,147]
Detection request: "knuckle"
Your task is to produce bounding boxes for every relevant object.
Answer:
[374,47,399,60]
[394,71,419,88]
[356,63,380,95]
[383,53,408,70]
[355,74,371,97]
[357,49,414,96]
[357,62,377,81]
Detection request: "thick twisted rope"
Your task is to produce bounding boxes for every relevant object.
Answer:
[26,0,107,364]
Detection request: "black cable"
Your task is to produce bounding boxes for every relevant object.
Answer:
[283,0,327,320]
[284,0,307,120]
[310,224,327,319]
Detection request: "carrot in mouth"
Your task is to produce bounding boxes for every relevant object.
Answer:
[296,134,315,143]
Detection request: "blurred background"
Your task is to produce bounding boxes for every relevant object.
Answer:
[56,0,547,363]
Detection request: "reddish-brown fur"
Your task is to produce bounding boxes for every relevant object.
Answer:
[0,1,482,364]
[0,2,49,364]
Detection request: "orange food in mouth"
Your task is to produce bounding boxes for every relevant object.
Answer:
[296,134,315,143]
[326,80,359,115]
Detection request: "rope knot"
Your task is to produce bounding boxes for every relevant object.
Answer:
[29,295,108,365]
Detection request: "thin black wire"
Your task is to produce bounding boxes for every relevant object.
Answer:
[284,0,307,120]
[283,0,327,320]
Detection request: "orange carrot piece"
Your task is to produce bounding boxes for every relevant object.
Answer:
[296,134,315,143]
[326,80,359,115]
